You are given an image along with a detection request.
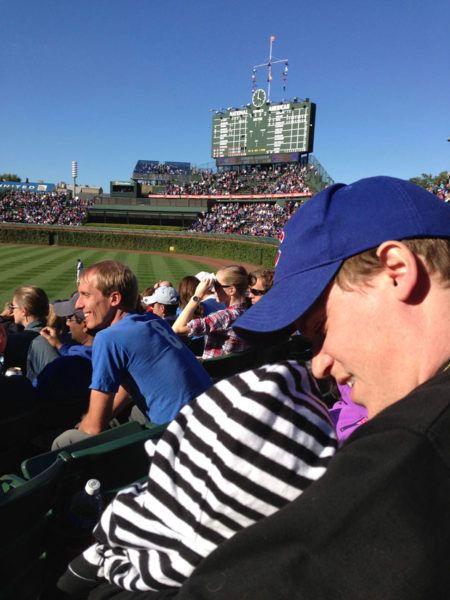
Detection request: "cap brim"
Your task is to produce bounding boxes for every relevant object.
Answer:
[52,293,79,317]
[53,299,76,317]
[234,260,342,342]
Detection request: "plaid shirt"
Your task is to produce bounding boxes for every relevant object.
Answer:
[188,302,250,359]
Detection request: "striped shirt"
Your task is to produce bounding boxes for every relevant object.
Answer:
[63,361,337,592]
[187,302,249,359]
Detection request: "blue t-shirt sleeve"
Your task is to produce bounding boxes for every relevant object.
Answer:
[90,329,126,394]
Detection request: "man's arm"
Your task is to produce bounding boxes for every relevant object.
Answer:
[112,385,133,417]
[78,389,115,434]
[172,277,213,336]
[78,386,133,434]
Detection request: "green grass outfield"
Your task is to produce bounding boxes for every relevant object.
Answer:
[0,245,216,307]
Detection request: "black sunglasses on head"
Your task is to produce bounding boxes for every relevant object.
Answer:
[249,288,267,296]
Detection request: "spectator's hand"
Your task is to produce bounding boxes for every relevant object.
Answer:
[40,326,62,349]
[194,277,214,300]
[0,302,13,320]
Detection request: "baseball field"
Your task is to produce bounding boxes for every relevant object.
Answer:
[0,244,223,307]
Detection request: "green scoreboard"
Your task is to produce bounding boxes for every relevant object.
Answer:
[211,94,316,160]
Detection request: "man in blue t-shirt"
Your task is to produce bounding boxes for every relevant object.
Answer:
[52,260,212,449]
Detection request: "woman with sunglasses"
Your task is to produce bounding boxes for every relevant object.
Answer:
[173,265,250,359]
[248,268,275,305]
[3,285,56,377]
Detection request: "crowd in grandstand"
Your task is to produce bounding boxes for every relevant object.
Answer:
[134,160,192,178]
[0,190,93,225]
[160,163,312,196]
[429,181,450,202]
[188,199,302,237]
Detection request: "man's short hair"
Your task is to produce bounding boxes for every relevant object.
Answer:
[82,260,139,312]
[336,238,450,290]
[249,268,275,291]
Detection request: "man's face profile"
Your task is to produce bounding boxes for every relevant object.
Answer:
[76,272,117,330]
[152,302,165,319]
[298,271,410,418]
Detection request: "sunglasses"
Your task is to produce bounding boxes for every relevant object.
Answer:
[8,303,20,310]
[66,315,84,324]
[248,288,267,296]
[213,281,232,291]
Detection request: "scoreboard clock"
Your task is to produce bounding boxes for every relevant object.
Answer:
[211,100,316,159]
[252,89,266,108]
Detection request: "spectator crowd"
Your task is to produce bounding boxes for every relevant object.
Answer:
[134,160,192,178]
[160,163,312,196]
[0,190,93,225]
[428,181,450,202]
[189,199,302,237]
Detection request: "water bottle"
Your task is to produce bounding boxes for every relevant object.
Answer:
[64,478,104,559]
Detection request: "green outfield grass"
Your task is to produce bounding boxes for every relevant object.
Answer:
[0,245,216,307]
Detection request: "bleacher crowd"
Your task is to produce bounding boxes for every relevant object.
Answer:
[189,200,302,237]
[161,163,312,196]
[134,160,192,178]
[429,181,450,202]
[0,190,93,226]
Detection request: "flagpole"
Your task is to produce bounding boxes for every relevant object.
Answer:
[268,36,273,101]
[253,36,287,103]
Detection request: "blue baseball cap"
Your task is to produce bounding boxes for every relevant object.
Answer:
[234,176,450,341]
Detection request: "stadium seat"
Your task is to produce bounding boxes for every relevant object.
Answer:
[12,422,168,597]
[202,335,312,383]
[202,347,262,382]
[22,421,168,501]
[0,405,38,475]
[0,458,65,599]
[21,420,144,480]
[63,422,168,501]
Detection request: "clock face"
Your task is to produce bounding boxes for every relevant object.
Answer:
[252,89,266,108]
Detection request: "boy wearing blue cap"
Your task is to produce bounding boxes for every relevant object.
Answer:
[92,176,450,599]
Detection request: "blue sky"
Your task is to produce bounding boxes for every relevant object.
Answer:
[1,0,448,190]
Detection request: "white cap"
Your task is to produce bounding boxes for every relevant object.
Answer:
[195,271,216,281]
[143,286,179,306]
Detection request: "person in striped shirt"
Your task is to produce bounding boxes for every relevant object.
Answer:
[58,360,337,594]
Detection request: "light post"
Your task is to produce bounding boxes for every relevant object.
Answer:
[72,161,78,199]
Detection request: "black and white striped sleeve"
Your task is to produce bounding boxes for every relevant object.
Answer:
[68,360,337,592]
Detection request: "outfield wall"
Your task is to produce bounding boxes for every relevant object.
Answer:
[0,224,278,268]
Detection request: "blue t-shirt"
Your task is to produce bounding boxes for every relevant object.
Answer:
[59,343,93,360]
[90,312,212,423]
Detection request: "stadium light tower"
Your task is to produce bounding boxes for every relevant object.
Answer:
[72,161,78,200]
